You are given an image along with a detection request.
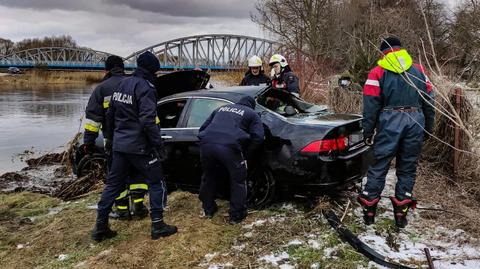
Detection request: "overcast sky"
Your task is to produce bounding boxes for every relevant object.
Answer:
[0,0,265,56]
[0,0,458,57]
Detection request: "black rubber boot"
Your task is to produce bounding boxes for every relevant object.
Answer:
[204,204,218,219]
[228,211,247,225]
[151,219,177,240]
[390,196,417,228]
[91,219,117,242]
[357,194,380,225]
[132,202,149,220]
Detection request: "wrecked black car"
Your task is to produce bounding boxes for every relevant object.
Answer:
[74,70,371,208]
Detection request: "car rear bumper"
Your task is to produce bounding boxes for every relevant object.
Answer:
[274,145,372,195]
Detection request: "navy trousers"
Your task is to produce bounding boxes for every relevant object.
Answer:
[363,111,424,200]
[97,151,167,220]
[199,143,248,218]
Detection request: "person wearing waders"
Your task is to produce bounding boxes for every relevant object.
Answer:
[239,55,270,86]
[198,96,264,224]
[82,55,149,221]
[357,37,435,228]
[91,51,177,241]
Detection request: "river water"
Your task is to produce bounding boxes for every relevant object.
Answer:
[0,85,94,174]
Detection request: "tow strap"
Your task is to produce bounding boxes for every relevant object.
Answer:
[323,210,415,269]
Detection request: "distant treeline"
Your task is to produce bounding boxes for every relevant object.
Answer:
[0,35,80,56]
[254,0,480,82]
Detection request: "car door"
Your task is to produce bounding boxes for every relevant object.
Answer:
[174,97,232,191]
[156,98,189,187]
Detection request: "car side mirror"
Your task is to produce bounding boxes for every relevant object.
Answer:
[284,105,297,116]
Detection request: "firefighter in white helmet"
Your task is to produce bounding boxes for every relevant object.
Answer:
[269,54,300,96]
[239,55,270,86]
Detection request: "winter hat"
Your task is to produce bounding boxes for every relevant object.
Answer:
[380,37,402,52]
[105,55,124,71]
[137,51,160,74]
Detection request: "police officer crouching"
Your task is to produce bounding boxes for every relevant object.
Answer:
[91,51,177,241]
[198,96,264,224]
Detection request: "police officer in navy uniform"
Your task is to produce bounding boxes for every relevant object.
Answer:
[198,96,264,224]
[82,55,149,221]
[91,51,177,241]
[358,37,435,228]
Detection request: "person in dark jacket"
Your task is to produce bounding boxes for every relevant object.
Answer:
[198,96,264,224]
[268,54,300,96]
[82,55,149,220]
[358,37,435,228]
[91,51,177,242]
[239,55,270,86]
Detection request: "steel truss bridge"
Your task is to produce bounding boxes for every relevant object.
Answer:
[0,34,278,71]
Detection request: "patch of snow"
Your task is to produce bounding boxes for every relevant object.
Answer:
[204,252,218,263]
[279,263,295,269]
[310,263,320,269]
[258,251,290,266]
[242,219,266,229]
[16,244,24,249]
[243,232,253,238]
[208,263,233,269]
[232,244,246,251]
[57,254,68,261]
[434,260,480,269]
[287,239,303,246]
[307,239,321,249]
[357,169,480,267]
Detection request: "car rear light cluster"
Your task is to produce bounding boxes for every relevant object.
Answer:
[301,136,348,153]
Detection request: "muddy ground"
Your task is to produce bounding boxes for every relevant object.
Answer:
[1,155,479,268]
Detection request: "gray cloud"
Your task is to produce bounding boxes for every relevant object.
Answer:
[109,0,255,18]
[0,1,264,57]
[0,0,257,18]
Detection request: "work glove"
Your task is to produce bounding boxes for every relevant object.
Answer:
[104,139,112,155]
[81,143,96,155]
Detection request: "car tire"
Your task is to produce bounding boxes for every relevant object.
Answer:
[76,154,107,179]
[247,168,276,209]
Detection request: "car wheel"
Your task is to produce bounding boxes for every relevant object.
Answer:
[77,154,107,180]
[247,168,276,209]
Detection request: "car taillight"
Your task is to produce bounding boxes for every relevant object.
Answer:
[301,137,348,153]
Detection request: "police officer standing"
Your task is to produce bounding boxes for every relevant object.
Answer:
[357,37,435,228]
[239,55,270,86]
[269,54,300,96]
[198,96,264,224]
[82,55,149,221]
[91,51,177,241]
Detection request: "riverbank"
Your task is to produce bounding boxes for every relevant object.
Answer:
[0,70,103,87]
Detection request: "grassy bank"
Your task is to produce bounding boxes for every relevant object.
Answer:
[0,70,103,87]
[0,191,369,268]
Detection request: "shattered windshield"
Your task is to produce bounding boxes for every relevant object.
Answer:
[256,88,328,117]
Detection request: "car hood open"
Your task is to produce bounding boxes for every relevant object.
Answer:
[154,70,210,99]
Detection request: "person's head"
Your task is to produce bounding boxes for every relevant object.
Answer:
[105,55,124,72]
[137,51,160,75]
[248,55,263,76]
[380,36,402,54]
[269,54,288,75]
[339,77,352,88]
[338,71,353,88]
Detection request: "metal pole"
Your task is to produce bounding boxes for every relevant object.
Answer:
[424,248,435,269]
[453,87,462,182]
